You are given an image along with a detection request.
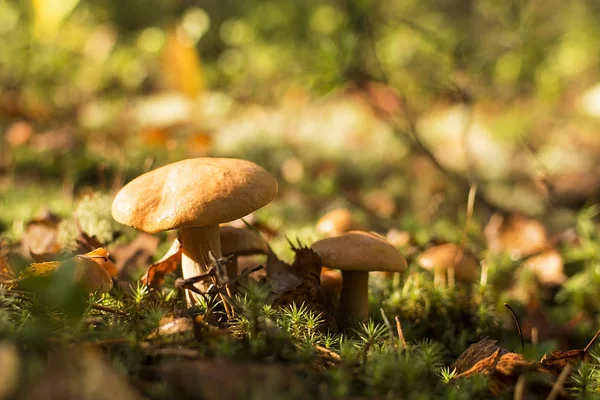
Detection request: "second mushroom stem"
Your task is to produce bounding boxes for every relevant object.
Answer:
[339,270,370,327]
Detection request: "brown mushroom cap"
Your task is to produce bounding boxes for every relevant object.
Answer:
[417,243,479,281]
[523,249,566,286]
[112,158,278,234]
[486,214,549,258]
[311,231,407,273]
[219,226,269,256]
[316,208,362,237]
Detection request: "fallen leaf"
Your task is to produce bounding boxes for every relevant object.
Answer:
[451,339,509,374]
[453,348,501,379]
[265,252,301,294]
[141,238,182,289]
[540,329,600,375]
[290,245,321,284]
[21,211,62,256]
[111,233,159,279]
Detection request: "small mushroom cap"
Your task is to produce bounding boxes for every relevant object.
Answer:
[112,158,278,234]
[311,231,407,273]
[417,243,479,281]
[485,214,548,258]
[219,226,269,256]
[316,208,361,237]
[523,249,566,286]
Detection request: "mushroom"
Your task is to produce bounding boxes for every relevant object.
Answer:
[311,231,407,326]
[316,208,362,237]
[111,158,277,304]
[219,226,269,279]
[523,249,566,286]
[485,214,549,259]
[417,243,479,286]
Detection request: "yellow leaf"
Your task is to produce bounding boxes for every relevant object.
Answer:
[19,261,61,279]
[31,0,80,39]
[162,28,205,98]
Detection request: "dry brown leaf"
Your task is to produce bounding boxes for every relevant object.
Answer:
[111,233,159,279]
[21,211,62,256]
[540,329,600,375]
[0,242,15,281]
[451,339,509,374]
[265,252,301,294]
[453,348,502,379]
[141,238,182,289]
[290,245,321,284]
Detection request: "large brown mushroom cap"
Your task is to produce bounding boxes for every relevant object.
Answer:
[112,158,278,234]
[219,226,269,256]
[311,231,407,273]
[417,243,479,281]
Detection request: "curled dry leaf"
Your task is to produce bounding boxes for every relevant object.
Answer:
[141,238,182,289]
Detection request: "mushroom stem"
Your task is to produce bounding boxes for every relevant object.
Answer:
[338,270,369,327]
[179,225,222,304]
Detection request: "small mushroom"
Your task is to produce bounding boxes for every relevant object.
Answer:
[111,158,278,304]
[219,226,269,279]
[417,243,479,286]
[316,208,362,237]
[485,214,549,259]
[311,231,407,326]
[523,249,566,286]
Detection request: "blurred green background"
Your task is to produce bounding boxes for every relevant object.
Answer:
[1,0,600,233]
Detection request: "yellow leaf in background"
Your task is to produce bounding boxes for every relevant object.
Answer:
[187,132,213,156]
[31,0,80,39]
[19,261,61,280]
[162,27,205,98]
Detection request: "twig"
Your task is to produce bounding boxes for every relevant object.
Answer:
[91,304,128,317]
[395,316,407,349]
[504,303,524,352]
[545,364,573,400]
[380,308,395,343]
[452,184,478,284]
[514,375,526,400]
